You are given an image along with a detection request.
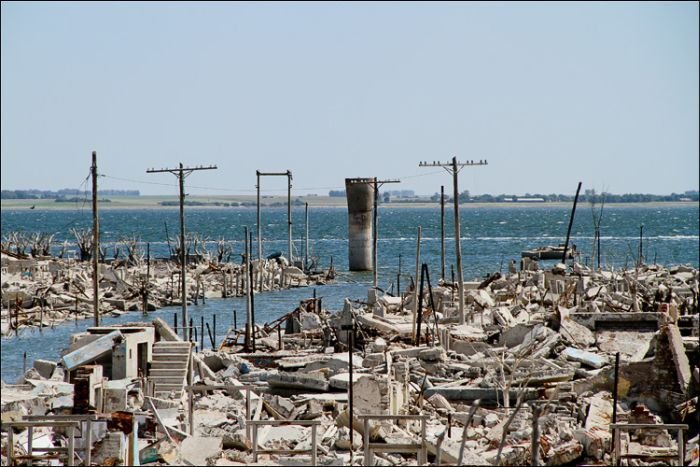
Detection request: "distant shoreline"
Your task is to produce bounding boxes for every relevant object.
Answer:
[2,196,698,211]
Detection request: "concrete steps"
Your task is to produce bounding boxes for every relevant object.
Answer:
[150,341,191,400]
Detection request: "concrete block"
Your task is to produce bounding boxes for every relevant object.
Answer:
[180,436,223,466]
[33,359,57,379]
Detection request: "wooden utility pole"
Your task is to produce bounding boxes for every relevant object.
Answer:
[419,158,487,324]
[147,163,217,340]
[91,151,100,327]
[256,170,293,262]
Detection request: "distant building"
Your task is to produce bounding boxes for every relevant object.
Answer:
[516,197,545,203]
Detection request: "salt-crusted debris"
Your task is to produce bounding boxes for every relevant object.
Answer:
[1,252,335,335]
[1,262,698,465]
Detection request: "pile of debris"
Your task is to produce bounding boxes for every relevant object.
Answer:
[1,262,698,466]
[1,252,335,335]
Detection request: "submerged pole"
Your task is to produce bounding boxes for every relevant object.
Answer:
[305,202,309,270]
[412,226,421,340]
[562,181,582,267]
[373,177,379,289]
[440,185,445,280]
[244,227,252,350]
[287,171,293,263]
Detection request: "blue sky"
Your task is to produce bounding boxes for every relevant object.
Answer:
[1,2,698,196]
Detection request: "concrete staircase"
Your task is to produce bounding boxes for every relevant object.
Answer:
[150,341,192,400]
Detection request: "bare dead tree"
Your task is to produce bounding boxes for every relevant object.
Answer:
[120,235,143,266]
[29,232,54,257]
[57,240,70,259]
[191,233,210,262]
[71,228,93,261]
[215,236,233,263]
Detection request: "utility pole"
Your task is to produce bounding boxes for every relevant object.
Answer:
[147,163,217,340]
[419,158,487,324]
[373,178,400,289]
[91,151,100,327]
[256,170,293,262]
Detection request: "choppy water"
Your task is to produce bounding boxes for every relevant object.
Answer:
[1,204,698,381]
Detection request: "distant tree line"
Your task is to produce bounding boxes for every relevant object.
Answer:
[2,189,140,199]
[424,189,700,204]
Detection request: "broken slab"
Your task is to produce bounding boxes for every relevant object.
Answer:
[559,306,595,348]
[423,386,537,403]
[32,359,57,379]
[329,372,363,390]
[180,436,223,466]
[562,347,608,369]
[664,324,692,395]
[61,330,123,370]
[267,372,329,392]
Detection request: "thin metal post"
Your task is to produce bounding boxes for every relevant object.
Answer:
[373,177,379,289]
[638,224,644,267]
[305,202,309,270]
[440,184,445,280]
[397,254,402,298]
[188,360,194,435]
[287,170,293,263]
[416,264,425,346]
[613,351,620,466]
[412,226,421,339]
[256,171,261,261]
[27,425,33,466]
[91,151,100,327]
[213,314,216,349]
[349,323,354,451]
[250,231,256,352]
[244,227,252,350]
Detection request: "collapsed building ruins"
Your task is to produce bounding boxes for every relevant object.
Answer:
[1,260,698,466]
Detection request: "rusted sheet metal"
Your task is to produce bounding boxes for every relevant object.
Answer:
[61,330,123,371]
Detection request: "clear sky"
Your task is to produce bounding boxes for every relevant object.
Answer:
[1,1,698,197]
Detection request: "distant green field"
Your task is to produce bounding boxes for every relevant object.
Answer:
[1,195,350,209]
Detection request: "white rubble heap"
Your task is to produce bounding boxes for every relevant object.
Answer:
[1,253,335,335]
[1,262,698,466]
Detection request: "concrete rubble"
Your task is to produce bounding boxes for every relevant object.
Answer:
[1,252,335,335]
[1,261,698,465]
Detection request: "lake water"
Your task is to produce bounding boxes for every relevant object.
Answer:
[1,204,698,381]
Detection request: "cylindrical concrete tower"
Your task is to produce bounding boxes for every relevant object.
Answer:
[345,178,374,271]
